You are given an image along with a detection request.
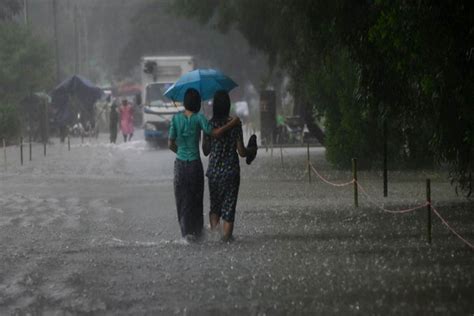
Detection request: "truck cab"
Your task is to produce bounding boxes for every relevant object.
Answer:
[141,56,194,146]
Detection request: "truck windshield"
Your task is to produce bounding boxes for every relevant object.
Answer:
[146,83,173,106]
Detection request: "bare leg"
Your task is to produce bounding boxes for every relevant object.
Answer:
[222,220,234,242]
[210,213,220,230]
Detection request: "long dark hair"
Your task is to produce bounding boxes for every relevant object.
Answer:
[212,90,231,121]
[183,88,201,113]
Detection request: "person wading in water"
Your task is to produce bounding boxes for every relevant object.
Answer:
[203,90,257,242]
[119,99,134,142]
[109,100,119,143]
[168,88,240,242]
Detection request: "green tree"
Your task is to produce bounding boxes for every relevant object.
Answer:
[342,1,474,193]
[171,0,474,195]
[0,22,54,139]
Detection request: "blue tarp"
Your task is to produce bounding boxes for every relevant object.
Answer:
[51,75,102,126]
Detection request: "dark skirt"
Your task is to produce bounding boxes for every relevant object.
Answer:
[208,173,240,223]
[174,159,204,237]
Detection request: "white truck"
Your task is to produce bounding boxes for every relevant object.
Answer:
[141,56,194,145]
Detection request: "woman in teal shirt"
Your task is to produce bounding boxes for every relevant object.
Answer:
[168,88,239,241]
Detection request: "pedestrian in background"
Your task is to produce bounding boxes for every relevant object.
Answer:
[109,100,119,143]
[119,99,134,142]
[168,88,240,242]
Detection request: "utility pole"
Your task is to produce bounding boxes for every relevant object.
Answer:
[74,4,79,74]
[52,0,60,83]
[23,0,29,26]
[82,8,89,78]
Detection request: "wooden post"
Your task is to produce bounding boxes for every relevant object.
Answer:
[270,138,273,158]
[352,158,358,208]
[43,99,49,144]
[277,135,283,168]
[280,144,283,167]
[383,120,388,197]
[43,141,46,156]
[426,179,432,244]
[265,138,268,152]
[307,143,311,183]
[20,137,23,165]
[68,135,71,151]
[3,138,5,169]
[29,136,32,161]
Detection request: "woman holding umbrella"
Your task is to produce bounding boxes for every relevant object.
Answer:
[168,88,240,241]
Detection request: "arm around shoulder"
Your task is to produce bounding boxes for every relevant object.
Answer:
[210,116,241,138]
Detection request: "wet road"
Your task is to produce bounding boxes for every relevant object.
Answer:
[1,131,473,314]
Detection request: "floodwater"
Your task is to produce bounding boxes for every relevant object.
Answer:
[1,130,473,314]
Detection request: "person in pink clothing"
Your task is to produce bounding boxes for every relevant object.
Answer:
[119,99,134,142]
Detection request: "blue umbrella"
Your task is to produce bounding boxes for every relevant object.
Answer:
[164,69,238,102]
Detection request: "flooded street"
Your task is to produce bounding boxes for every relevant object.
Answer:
[1,131,473,315]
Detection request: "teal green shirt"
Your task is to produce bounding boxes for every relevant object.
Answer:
[169,112,213,161]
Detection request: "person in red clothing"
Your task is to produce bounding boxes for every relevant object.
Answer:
[119,99,134,142]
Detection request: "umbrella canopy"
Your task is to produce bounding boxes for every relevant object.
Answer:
[51,75,103,125]
[51,75,102,107]
[164,69,238,102]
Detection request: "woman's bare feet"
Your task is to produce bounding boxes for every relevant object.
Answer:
[222,221,234,242]
[210,213,220,230]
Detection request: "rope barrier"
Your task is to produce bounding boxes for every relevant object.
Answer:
[356,180,428,214]
[306,154,473,250]
[429,204,474,250]
[309,163,354,187]
[308,161,427,213]
[357,178,473,249]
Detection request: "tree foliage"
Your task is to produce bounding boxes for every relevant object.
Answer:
[0,21,54,139]
[342,1,474,194]
[172,0,474,195]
